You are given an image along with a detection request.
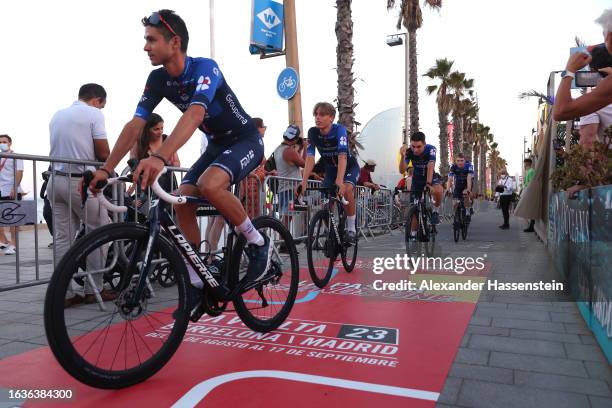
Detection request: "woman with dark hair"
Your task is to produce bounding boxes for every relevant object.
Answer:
[131,113,180,167]
[128,113,180,208]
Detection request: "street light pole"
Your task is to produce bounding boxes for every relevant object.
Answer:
[284,0,303,132]
[404,33,409,145]
[209,0,215,59]
[386,33,408,145]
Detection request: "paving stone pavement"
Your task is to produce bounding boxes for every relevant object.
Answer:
[433,207,612,408]
[0,203,610,408]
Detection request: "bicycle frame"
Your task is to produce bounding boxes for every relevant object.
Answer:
[306,187,347,247]
[120,199,235,309]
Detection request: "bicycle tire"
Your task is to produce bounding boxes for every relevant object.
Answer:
[461,215,469,240]
[405,206,418,242]
[230,216,299,332]
[44,223,189,389]
[453,208,461,243]
[339,215,358,273]
[306,209,337,288]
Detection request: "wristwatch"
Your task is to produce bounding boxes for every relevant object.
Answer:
[561,70,575,79]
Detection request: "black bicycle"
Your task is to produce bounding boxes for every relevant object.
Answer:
[302,185,358,288]
[404,189,437,255]
[452,194,470,242]
[44,168,299,389]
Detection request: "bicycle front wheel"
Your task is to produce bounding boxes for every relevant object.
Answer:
[44,223,189,389]
[307,209,337,288]
[453,208,461,243]
[339,215,358,272]
[230,216,299,333]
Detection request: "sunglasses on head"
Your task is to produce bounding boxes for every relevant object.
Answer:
[146,12,178,37]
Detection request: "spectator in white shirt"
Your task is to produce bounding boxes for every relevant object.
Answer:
[0,134,24,255]
[496,170,516,230]
[48,83,114,307]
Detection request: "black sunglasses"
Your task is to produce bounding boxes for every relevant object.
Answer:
[146,12,178,37]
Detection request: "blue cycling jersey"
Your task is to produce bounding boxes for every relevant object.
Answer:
[306,124,357,167]
[404,144,437,180]
[135,56,257,140]
[449,161,474,187]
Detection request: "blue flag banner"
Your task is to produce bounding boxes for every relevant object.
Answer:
[250,0,284,54]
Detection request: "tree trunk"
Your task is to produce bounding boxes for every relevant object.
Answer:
[335,0,355,133]
[480,142,487,196]
[438,108,450,176]
[408,28,419,133]
[473,143,479,193]
[452,113,463,159]
[490,156,497,195]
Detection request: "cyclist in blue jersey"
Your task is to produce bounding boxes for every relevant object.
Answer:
[399,132,444,238]
[447,153,474,222]
[88,9,272,289]
[298,102,360,244]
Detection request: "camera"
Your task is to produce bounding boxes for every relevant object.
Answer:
[575,44,611,88]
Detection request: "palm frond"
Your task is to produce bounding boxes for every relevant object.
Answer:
[425,85,438,95]
[518,90,553,105]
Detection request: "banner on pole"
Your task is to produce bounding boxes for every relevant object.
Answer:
[250,0,284,55]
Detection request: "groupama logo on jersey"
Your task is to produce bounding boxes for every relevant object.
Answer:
[196,76,211,92]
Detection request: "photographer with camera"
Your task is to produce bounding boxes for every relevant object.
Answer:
[577,44,612,149]
[553,9,612,121]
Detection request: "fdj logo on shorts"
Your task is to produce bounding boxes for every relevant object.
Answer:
[240,150,255,169]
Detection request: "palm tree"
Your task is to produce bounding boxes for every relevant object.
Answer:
[462,99,478,161]
[387,0,443,134]
[336,0,356,133]
[484,132,493,196]
[475,124,489,195]
[488,142,500,194]
[424,58,454,176]
[448,72,474,159]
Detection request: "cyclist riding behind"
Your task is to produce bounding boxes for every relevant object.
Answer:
[447,153,474,222]
[399,132,444,237]
[298,102,360,244]
[88,9,272,289]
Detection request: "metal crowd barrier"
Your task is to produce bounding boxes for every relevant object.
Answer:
[0,152,401,292]
[358,187,394,238]
[0,153,117,291]
[263,176,324,243]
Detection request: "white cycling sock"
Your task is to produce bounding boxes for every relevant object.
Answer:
[433,205,440,213]
[346,215,356,232]
[237,218,264,246]
[411,231,417,237]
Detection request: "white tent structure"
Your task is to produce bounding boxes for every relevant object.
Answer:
[358,107,404,189]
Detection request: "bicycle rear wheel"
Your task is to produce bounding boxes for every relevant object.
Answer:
[230,216,299,332]
[307,209,337,288]
[44,223,189,389]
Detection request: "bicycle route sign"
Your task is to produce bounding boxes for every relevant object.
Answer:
[277,67,299,100]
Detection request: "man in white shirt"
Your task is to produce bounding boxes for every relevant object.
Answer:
[48,83,113,307]
[0,134,24,255]
[496,170,516,230]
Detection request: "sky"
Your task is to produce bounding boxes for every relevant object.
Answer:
[0,0,609,198]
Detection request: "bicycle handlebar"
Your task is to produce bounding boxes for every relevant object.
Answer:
[83,168,189,214]
[299,185,349,205]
